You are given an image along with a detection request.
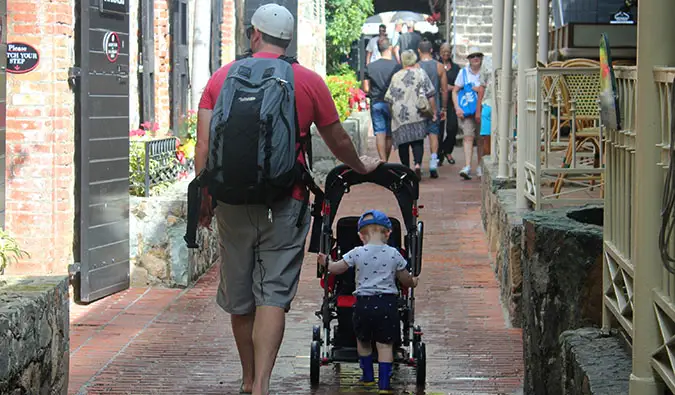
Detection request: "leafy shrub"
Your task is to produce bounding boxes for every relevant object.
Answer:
[0,229,29,274]
[326,73,367,122]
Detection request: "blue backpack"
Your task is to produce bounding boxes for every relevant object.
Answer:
[458,68,478,117]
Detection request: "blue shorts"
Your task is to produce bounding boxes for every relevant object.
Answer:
[370,101,392,135]
[480,104,492,136]
[353,294,400,345]
[427,119,440,135]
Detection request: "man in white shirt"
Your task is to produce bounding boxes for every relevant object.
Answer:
[366,24,387,65]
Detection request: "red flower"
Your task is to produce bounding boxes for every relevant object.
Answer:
[176,151,186,164]
[130,129,146,137]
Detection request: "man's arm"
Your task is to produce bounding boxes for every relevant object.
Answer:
[438,63,448,110]
[195,109,212,175]
[316,121,370,173]
[366,51,372,65]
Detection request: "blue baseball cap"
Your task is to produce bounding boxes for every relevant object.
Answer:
[357,210,392,231]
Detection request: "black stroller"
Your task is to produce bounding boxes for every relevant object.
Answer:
[310,163,426,388]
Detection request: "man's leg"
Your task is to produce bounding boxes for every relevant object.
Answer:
[376,134,389,162]
[251,306,285,395]
[214,203,258,393]
[251,198,310,395]
[459,117,476,180]
[232,313,256,393]
[428,121,440,178]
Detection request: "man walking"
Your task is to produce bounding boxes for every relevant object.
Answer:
[363,38,401,161]
[395,22,422,62]
[418,40,448,178]
[194,5,381,395]
[366,24,387,65]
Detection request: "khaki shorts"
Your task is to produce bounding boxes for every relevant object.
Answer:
[459,116,479,138]
[214,197,310,315]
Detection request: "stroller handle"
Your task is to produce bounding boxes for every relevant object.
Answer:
[324,163,420,201]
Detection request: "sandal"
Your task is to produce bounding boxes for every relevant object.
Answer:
[445,154,456,165]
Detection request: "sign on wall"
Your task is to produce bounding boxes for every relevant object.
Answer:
[100,0,127,15]
[103,31,120,62]
[6,42,39,74]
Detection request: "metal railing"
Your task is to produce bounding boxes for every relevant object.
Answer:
[522,67,604,209]
[494,68,517,178]
[130,137,194,197]
[603,66,637,338]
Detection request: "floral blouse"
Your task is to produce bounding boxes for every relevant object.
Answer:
[384,67,436,147]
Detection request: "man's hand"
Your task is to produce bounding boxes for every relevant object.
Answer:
[432,113,438,123]
[199,188,214,229]
[317,253,328,269]
[475,107,482,121]
[354,155,382,175]
[412,277,419,288]
[440,109,447,121]
[456,108,465,119]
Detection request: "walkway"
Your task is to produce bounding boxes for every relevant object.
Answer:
[69,149,524,394]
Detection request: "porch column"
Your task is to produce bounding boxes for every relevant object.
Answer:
[630,0,675,393]
[497,0,513,179]
[491,0,504,158]
[515,0,537,208]
[537,0,548,63]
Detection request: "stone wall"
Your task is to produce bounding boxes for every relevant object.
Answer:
[0,276,69,394]
[480,156,522,327]
[521,206,604,395]
[130,180,219,287]
[310,111,371,185]
[560,328,630,395]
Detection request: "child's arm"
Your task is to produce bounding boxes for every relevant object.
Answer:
[396,269,419,288]
[318,253,350,275]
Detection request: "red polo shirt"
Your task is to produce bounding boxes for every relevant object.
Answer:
[199,52,340,201]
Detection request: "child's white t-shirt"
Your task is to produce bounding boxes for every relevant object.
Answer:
[342,244,408,296]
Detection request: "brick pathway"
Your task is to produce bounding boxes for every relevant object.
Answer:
[69,148,524,394]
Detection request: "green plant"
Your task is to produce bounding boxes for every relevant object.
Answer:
[0,229,29,274]
[326,0,374,74]
[326,74,359,121]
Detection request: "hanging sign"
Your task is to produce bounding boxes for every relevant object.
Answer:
[103,31,120,63]
[6,42,40,74]
[100,0,127,15]
[610,11,635,25]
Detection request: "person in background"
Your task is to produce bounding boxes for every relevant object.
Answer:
[391,20,404,63]
[452,46,484,180]
[477,55,493,177]
[363,38,402,161]
[385,49,438,179]
[438,43,460,166]
[417,40,448,179]
[395,22,422,63]
[366,24,387,65]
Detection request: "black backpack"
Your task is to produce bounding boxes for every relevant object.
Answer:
[206,54,308,207]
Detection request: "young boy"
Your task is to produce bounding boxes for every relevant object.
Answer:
[319,209,419,392]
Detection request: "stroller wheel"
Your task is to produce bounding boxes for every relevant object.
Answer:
[310,340,321,386]
[413,325,422,344]
[415,342,427,388]
[312,325,321,342]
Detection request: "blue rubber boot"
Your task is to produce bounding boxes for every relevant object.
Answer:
[378,362,393,392]
[359,355,374,383]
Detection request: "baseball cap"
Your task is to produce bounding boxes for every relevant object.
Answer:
[250,4,294,41]
[357,210,392,231]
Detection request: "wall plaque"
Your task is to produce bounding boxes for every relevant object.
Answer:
[7,42,39,74]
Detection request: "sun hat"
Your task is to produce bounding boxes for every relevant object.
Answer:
[468,46,484,57]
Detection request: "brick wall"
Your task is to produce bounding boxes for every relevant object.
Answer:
[4,0,76,274]
[154,0,172,131]
[221,0,236,64]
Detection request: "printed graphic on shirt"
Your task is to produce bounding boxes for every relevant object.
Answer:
[342,244,408,296]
